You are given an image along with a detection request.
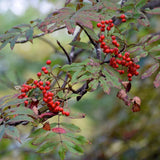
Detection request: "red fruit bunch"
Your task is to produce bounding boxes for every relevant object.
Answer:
[18,60,70,117]
[97,14,140,81]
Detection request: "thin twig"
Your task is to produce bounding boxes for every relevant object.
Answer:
[57,40,71,64]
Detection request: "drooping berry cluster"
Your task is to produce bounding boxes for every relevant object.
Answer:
[18,60,70,117]
[97,14,140,81]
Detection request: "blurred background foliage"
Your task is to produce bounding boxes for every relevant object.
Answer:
[0,0,160,160]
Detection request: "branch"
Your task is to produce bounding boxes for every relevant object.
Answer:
[57,40,71,64]
[141,0,160,10]
[15,26,66,44]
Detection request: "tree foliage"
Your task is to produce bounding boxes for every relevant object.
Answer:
[0,0,160,159]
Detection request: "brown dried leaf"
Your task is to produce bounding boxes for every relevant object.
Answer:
[121,81,131,92]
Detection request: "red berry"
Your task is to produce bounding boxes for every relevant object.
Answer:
[37,72,42,77]
[128,77,132,81]
[100,35,105,40]
[39,86,44,90]
[24,100,28,106]
[59,107,63,112]
[45,81,50,86]
[101,28,105,32]
[41,67,46,71]
[101,20,105,24]
[109,19,113,23]
[120,14,125,19]
[125,52,130,57]
[65,111,70,116]
[97,23,101,28]
[44,70,49,74]
[136,65,140,69]
[34,80,38,85]
[105,20,109,24]
[122,18,126,22]
[39,81,43,85]
[46,60,51,65]
[107,26,111,31]
[128,73,132,77]
[118,54,122,58]
[111,35,116,40]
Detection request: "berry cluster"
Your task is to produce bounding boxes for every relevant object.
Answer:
[97,14,140,81]
[18,60,70,117]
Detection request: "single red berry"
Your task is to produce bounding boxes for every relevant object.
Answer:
[37,72,42,77]
[45,81,50,86]
[122,18,126,22]
[136,64,140,69]
[112,40,117,44]
[128,73,132,77]
[101,28,105,32]
[125,52,130,57]
[116,43,120,47]
[107,26,111,31]
[118,54,122,58]
[110,23,114,27]
[105,20,109,24]
[97,23,101,28]
[65,111,70,116]
[24,100,28,106]
[120,14,125,19]
[135,71,139,76]
[39,86,44,90]
[39,81,43,85]
[42,67,46,72]
[44,70,49,74]
[100,35,105,40]
[101,20,105,24]
[111,35,116,40]
[34,80,38,85]
[109,19,113,23]
[128,77,132,81]
[46,60,51,65]
[45,86,50,90]
[59,107,63,112]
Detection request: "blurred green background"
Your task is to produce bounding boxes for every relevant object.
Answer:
[0,0,160,160]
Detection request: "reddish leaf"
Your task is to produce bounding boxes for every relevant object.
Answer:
[141,63,159,79]
[133,52,148,63]
[147,35,160,45]
[43,122,51,131]
[154,72,160,88]
[52,127,66,134]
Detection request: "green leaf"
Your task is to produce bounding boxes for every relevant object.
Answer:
[0,98,27,109]
[25,27,33,43]
[6,107,34,116]
[89,79,99,91]
[38,141,59,153]
[145,7,160,15]
[8,115,33,123]
[5,126,20,140]
[63,140,83,154]
[78,74,92,82]
[136,0,148,9]
[0,125,5,141]
[58,145,66,160]
[31,132,57,145]
[70,41,93,50]
[149,45,160,52]
[29,128,46,138]
[141,63,159,79]
[61,122,81,132]
[99,77,110,94]
[10,36,19,50]
[102,67,121,88]
[64,19,76,34]
[0,39,10,50]
[133,52,148,62]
